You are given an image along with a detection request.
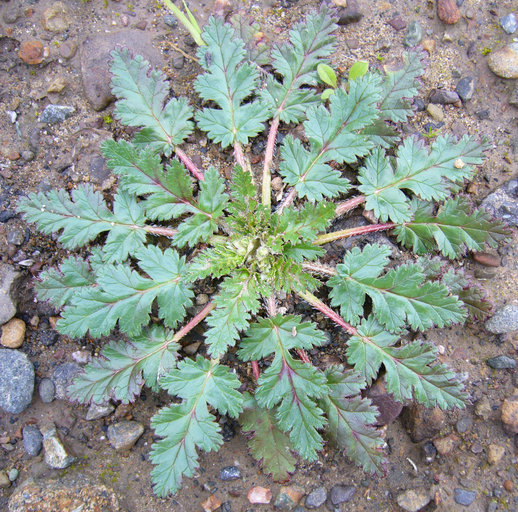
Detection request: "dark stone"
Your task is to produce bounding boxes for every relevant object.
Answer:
[509,87,518,108]
[80,30,165,111]
[387,16,406,31]
[0,349,34,413]
[413,97,426,111]
[336,0,362,26]
[88,155,111,184]
[329,485,355,506]
[38,378,55,403]
[422,441,437,463]
[366,379,403,426]
[305,487,327,509]
[163,14,178,28]
[401,404,446,442]
[39,105,75,124]
[455,416,472,434]
[475,109,490,120]
[429,89,460,105]
[404,21,422,47]
[454,488,476,506]
[39,330,58,347]
[0,210,15,223]
[219,466,241,481]
[486,355,517,369]
[51,362,81,400]
[23,425,43,456]
[455,76,475,102]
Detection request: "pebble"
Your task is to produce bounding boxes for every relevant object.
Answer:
[401,404,446,442]
[510,86,518,107]
[39,329,58,347]
[248,486,272,504]
[7,229,24,245]
[473,252,500,267]
[437,0,460,24]
[329,484,355,506]
[86,402,114,420]
[454,488,476,506]
[0,471,10,488]
[39,377,56,403]
[500,13,518,34]
[71,350,91,364]
[47,77,67,94]
[396,489,431,512]
[164,14,178,28]
[23,425,43,456]
[274,486,304,509]
[504,480,513,492]
[475,109,490,120]
[3,7,21,24]
[52,362,81,400]
[107,421,144,450]
[42,423,76,469]
[501,394,518,434]
[455,76,475,102]
[474,396,492,420]
[365,378,403,426]
[172,55,185,69]
[59,40,78,59]
[336,0,363,26]
[486,355,516,369]
[8,468,18,482]
[433,434,457,455]
[487,444,505,465]
[485,303,518,334]
[202,494,222,512]
[422,441,437,463]
[482,179,518,226]
[0,349,34,413]
[305,487,327,509]
[404,21,422,47]
[18,40,44,65]
[220,466,241,481]
[388,16,406,31]
[429,89,460,105]
[455,416,472,434]
[421,39,435,55]
[488,43,518,79]
[136,20,147,30]
[1,318,26,348]
[426,103,444,122]
[42,2,70,32]
[39,105,75,124]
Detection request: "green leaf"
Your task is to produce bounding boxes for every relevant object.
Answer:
[348,60,368,81]
[359,136,489,223]
[321,88,335,101]
[160,356,243,418]
[59,247,193,338]
[278,202,336,244]
[35,256,95,307]
[328,243,466,331]
[195,17,270,147]
[110,48,194,155]
[18,185,146,260]
[240,392,296,481]
[205,272,261,357]
[319,366,386,475]
[261,5,337,123]
[229,13,270,66]
[68,326,179,404]
[317,63,337,87]
[239,314,326,361]
[346,316,467,409]
[394,197,511,259]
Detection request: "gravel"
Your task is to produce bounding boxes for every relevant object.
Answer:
[107,421,144,451]
[0,349,34,413]
[39,105,75,124]
[486,355,517,369]
[454,488,477,506]
[455,76,475,102]
[23,425,43,456]
[0,263,20,325]
[38,378,56,403]
[305,487,327,509]
[219,466,241,481]
[485,303,518,334]
[329,485,356,506]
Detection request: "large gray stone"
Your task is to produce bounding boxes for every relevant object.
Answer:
[0,349,34,413]
[0,263,20,325]
[485,303,518,334]
[80,30,165,111]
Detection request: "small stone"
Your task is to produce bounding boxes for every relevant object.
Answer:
[248,486,272,504]
[0,349,34,413]
[52,362,81,400]
[39,328,58,346]
[473,252,500,267]
[7,229,24,246]
[47,76,67,93]
[274,486,304,509]
[39,378,55,403]
[455,416,472,434]
[23,425,43,456]
[426,103,444,122]
[0,471,10,488]
[39,105,75,124]
[365,378,403,425]
[421,39,435,55]
[336,0,362,26]
[71,350,91,364]
[401,404,446,442]
[272,176,283,191]
[488,43,518,79]
[388,16,406,31]
[164,14,178,28]
[487,444,505,465]
[475,109,490,120]
[404,21,422,47]
[433,434,457,455]
[471,441,483,454]
[501,395,518,434]
[136,20,147,30]
[500,13,518,34]
[1,318,25,348]
[474,396,491,420]
[183,342,200,355]
[219,466,241,481]
[18,40,44,65]
[202,494,222,512]
[422,441,437,463]
[3,8,21,24]
[504,480,514,492]
[455,76,475,102]
[172,55,185,69]
[486,303,518,334]
[107,421,144,451]
[86,402,114,420]
[329,484,355,506]
[510,87,518,107]
[396,489,431,512]
[42,423,76,469]
[196,293,209,306]
[486,355,516,370]
[437,0,460,25]
[59,40,78,59]
[454,488,476,506]
[429,89,460,105]
[42,2,70,33]
[8,468,18,482]
[305,487,327,509]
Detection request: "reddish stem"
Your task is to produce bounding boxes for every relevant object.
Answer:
[262,117,280,207]
[251,360,260,381]
[143,225,178,237]
[277,187,297,215]
[174,302,216,343]
[234,142,246,171]
[335,195,366,216]
[175,147,205,181]
[297,349,311,364]
[314,222,396,246]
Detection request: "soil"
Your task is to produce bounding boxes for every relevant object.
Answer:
[0,0,517,511]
